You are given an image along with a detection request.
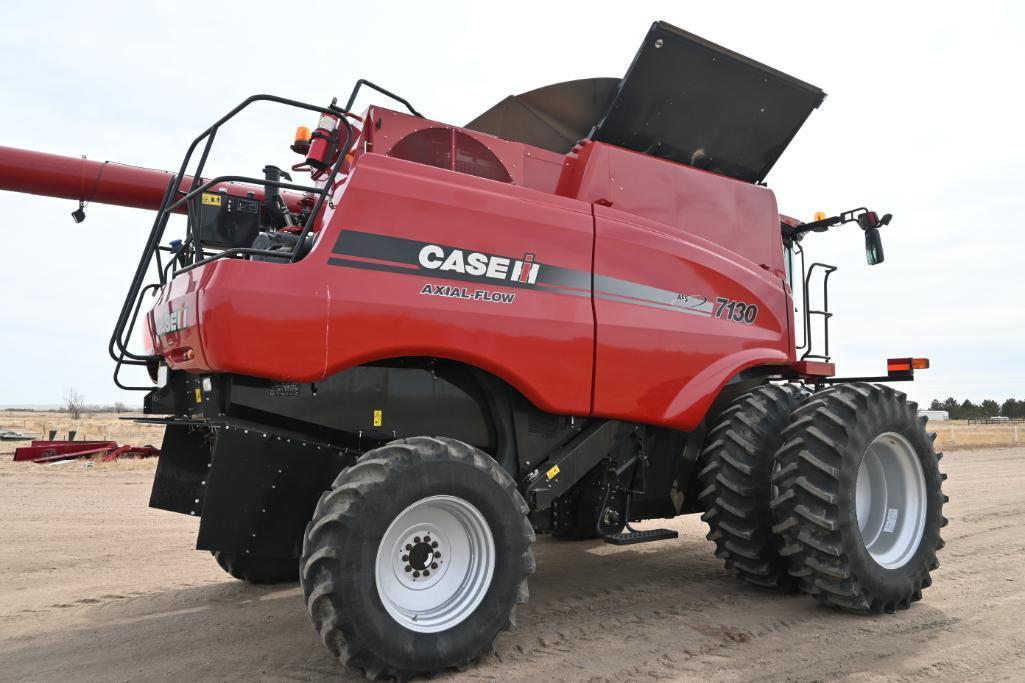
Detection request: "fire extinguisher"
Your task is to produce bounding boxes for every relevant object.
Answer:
[304,113,340,172]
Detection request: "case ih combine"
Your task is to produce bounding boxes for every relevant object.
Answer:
[0,21,944,680]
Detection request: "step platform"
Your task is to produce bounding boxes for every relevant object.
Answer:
[603,528,679,546]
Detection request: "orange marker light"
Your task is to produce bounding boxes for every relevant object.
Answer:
[291,126,312,155]
[814,211,827,221]
[887,357,930,374]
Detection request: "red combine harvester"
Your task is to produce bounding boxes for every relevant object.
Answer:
[0,22,944,680]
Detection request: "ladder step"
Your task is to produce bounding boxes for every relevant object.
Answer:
[603,528,679,546]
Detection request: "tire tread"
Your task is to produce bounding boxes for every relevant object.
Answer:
[698,383,808,591]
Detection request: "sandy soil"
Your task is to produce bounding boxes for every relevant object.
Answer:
[0,447,1022,682]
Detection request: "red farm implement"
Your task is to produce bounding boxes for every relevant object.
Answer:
[14,440,160,463]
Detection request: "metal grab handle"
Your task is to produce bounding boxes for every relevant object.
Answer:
[800,262,838,362]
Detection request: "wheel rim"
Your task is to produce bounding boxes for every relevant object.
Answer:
[855,432,927,569]
[375,495,495,633]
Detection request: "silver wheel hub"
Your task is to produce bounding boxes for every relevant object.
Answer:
[856,432,927,569]
[375,495,495,633]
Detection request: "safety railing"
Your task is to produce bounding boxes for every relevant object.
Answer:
[108,94,355,390]
[792,241,838,363]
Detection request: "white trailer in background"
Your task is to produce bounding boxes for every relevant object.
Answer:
[919,410,950,421]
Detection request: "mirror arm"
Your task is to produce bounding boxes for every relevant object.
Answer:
[782,207,892,237]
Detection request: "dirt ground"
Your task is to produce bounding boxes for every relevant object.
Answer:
[0,447,1022,682]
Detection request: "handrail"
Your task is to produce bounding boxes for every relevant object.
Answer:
[109,94,354,390]
[800,262,838,362]
[793,241,808,352]
[165,175,322,213]
[345,79,423,117]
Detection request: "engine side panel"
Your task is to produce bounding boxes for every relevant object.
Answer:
[316,155,597,415]
[148,153,596,417]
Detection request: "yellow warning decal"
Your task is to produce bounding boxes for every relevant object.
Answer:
[546,464,560,480]
[194,388,202,403]
[202,193,222,206]
[373,410,382,427]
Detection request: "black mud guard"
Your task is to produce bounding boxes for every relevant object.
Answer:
[194,425,351,558]
[150,424,214,516]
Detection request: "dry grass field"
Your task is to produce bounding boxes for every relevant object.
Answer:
[929,418,1023,450]
[1,411,1019,458]
[0,410,165,455]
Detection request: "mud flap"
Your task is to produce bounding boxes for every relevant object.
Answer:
[149,424,213,516]
[195,425,350,558]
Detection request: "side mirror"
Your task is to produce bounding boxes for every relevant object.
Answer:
[865,227,885,265]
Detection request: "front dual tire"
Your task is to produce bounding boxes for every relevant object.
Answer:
[700,382,946,614]
[300,436,534,680]
[770,382,947,612]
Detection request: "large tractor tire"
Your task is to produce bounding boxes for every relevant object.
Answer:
[698,383,808,590]
[301,436,535,681]
[212,551,298,584]
[771,383,947,612]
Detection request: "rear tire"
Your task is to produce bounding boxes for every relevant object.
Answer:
[698,383,808,590]
[301,436,534,680]
[212,551,298,584]
[771,382,947,612]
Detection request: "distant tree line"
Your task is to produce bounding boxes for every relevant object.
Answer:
[928,397,1025,419]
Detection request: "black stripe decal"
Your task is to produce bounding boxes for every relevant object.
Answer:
[334,230,592,290]
[333,230,425,265]
[328,230,711,316]
[327,257,591,298]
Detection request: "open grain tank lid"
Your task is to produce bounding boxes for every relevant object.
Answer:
[466,21,826,184]
[465,78,621,156]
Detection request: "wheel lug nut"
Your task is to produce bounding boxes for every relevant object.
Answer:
[424,536,431,543]
[401,555,408,562]
[413,571,420,578]
[423,570,430,576]
[405,544,412,550]
[414,536,421,543]
[434,551,441,558]
[431,541,438,548]
[431,562,438,569]
[404,566,411,572]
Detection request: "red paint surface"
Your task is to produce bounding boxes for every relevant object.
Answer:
[141,108,802,430]
[0,106,817,430]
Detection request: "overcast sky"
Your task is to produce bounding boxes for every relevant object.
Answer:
[0,1,1022,407]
